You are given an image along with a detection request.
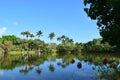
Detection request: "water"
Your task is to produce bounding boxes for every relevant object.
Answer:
[0,54,120,80]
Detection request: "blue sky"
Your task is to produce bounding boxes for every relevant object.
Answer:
[0,0,101,43]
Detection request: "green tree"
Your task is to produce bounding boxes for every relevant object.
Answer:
[83,38,115,53]
[25,31,31,39]
[57,37,61,42]
[36,30,43,39]
[84,0,120,49]
[57,35,66,44]
[48,32,55,41]
[21,31,31,39]
[0,35,21,45]
[1,41,12,55]
[29,33,34,39]
[21,32,26,39]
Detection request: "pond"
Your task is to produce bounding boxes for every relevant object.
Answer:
[0,53,120,80]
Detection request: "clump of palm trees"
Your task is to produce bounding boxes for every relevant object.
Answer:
[21,30,43,39]
[20,30,82,55]
[48,32,55,41]
[20,30,57,55]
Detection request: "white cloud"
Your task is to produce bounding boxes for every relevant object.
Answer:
[0,27,7,35]
[12,21,18,26]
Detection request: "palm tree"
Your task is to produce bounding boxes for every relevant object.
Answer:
[57,37,61,42]
[24,31,30,39]
[61,35,66,43]
[36,30,43,55]
[36,30,43,39]
[29,33,34,39]
[21,31,26,39]
[48,32,55,41]
[57,35,66,43]
[61,35,66,39]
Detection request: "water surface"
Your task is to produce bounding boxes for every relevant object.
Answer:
[0,54,120,80]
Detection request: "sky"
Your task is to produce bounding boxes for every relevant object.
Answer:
[0,0,101,43]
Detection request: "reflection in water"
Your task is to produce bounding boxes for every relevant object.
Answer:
[36,66,42,74]
[103,58,108,65]
[57,59,69,68]
[19,65,34,74]
[48,64,55,72]
[77,62,82,69]
[0,54,120,80]
[71,59,75,64]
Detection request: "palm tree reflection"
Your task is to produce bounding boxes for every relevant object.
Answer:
[19,65,33,74]
[48,64,55,72]
[36,66,42,74]
[57,59,67,68]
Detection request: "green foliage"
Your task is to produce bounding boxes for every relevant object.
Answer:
[0,30,117,55]
[84,0,120,49]
[0,35,21,45]
[56,44,72,54]
[9,45,22,51]
[21,31,31,39]
[36,30,43,38]
[56,35,86,54]
[83,38,115,53]
[0,41,12,54]
[56,35,77,54]
[57,35,74,44]
[48,32,55,41]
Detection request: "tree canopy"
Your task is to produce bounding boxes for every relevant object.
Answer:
[48,32,55,41]
[84,0,120,48]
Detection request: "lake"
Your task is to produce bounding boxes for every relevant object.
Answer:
[0,53,120,80]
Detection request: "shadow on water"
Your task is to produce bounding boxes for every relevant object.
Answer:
[0,53,120,80]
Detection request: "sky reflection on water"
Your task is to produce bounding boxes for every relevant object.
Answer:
[0,58,96,80]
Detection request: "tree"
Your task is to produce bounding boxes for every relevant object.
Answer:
[1,41,12,55]
[25,31,31,39]
[36,30,43,39]
[57,37,61,42]
[0,35,22,46]
[57,35,66,43]
[58,35,73,44]
[84,0,120,49]
[48,32,55,41]
[29,33,34,39]
[21,32,26,39]
[21,31,31,39]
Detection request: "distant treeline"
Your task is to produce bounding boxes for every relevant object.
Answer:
[0,32,118,55]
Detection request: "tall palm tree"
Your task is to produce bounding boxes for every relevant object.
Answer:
[36,30,43,39]
[21,31,26,39]
[61,35,66,39]
[24,31,30,39]
[68,39,74,43]
[61,35,66,43]
[48,32,55,41]
[29,33,34,39]
[36,30,42,54]
[57,35,66,43]
[57,37,61,42]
